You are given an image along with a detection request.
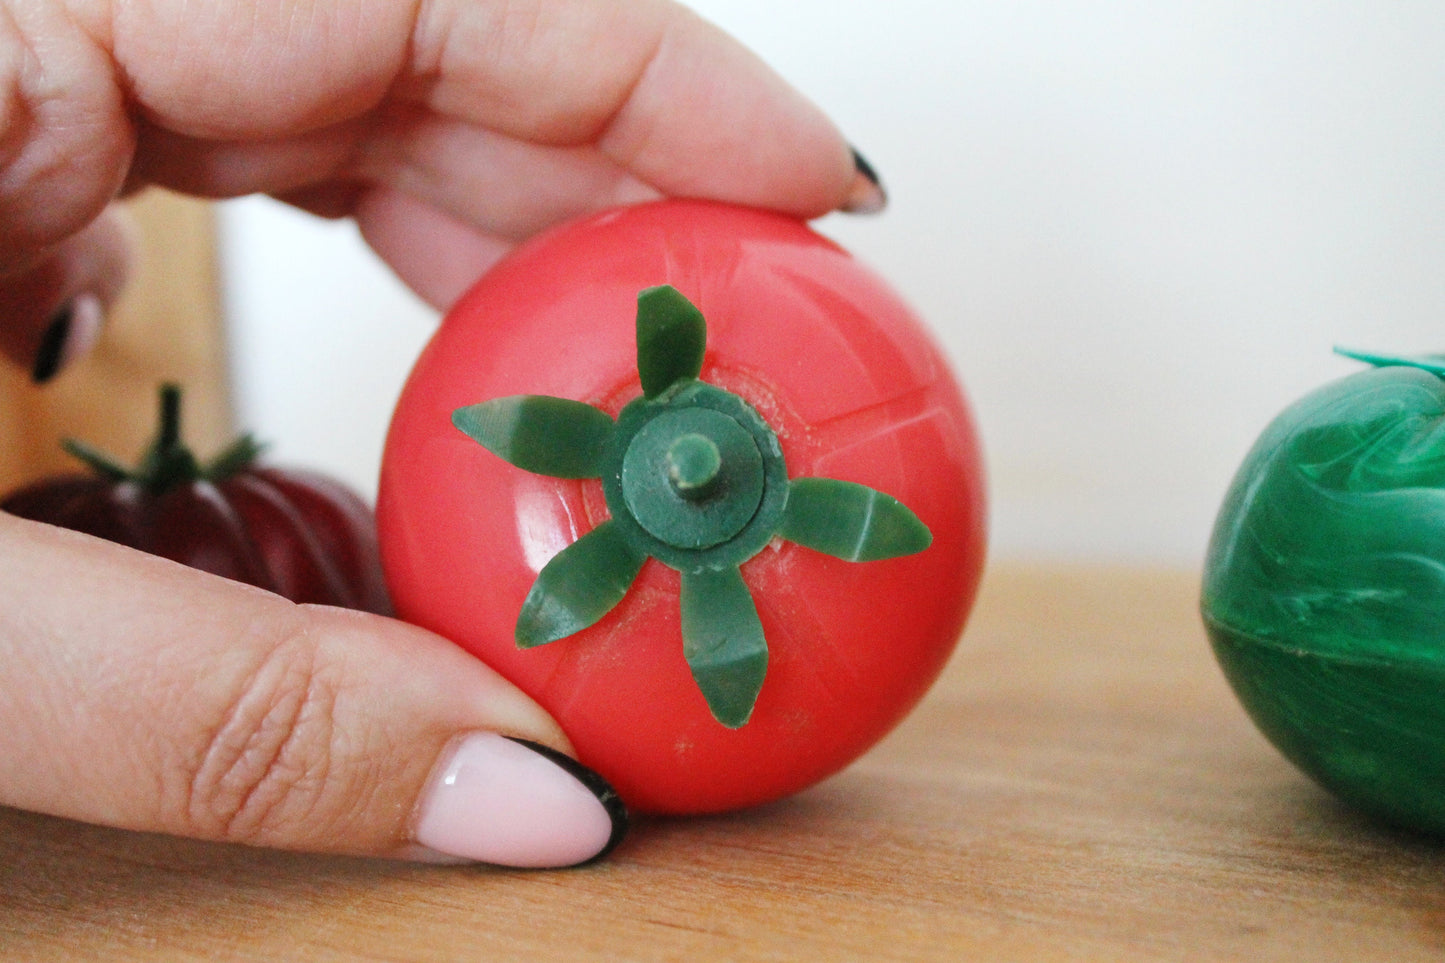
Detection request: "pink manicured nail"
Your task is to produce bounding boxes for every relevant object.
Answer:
[413,732,627,868]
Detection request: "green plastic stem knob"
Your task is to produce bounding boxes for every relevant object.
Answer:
[667,433,722,497]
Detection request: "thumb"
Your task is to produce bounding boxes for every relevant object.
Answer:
[0,513,626,867]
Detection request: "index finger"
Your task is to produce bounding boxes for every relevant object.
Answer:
[111,0,865,217]
[1,0,879,359]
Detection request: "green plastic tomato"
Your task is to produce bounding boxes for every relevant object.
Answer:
[1203,349,1445,833]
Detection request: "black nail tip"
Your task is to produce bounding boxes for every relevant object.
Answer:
[31,305,73,384]
[850,146,883,191]
[503,737,630,865]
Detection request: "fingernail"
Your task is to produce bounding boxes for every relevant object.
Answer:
[842,146,887,215]
[32,294,103,384]
[413,732,627,868]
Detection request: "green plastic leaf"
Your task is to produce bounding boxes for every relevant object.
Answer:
[453,396,614,478]
[516,521,646,647]
[637,285,707,398]
[680,566,768,728]
[779,477,932,562]
[61,438,131,482]
[1334,346,1445,377]
[205,434,267,480]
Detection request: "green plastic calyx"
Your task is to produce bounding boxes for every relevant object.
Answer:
[63,383,264,493]
[451,284,932,728]
[1333,346,1445,377]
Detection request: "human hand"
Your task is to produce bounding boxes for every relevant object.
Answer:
[0,0,881,866]
[1,0,883,379]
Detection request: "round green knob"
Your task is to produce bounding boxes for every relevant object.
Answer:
[666,433,722,498]
[620,409,764,551]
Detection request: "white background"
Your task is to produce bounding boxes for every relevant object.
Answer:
[218,1,1445,566]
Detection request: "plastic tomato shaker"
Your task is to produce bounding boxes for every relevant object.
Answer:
[379,200,987,814]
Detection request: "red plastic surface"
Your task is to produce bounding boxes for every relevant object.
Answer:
[378,200,987,814]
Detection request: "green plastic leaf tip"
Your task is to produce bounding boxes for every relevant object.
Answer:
[453,396,615,479]
[780,477,932,562]
[61,438,131,482]
[206,434,268,481]
[1334,347,1445,378]
[516,521,647,647]
[680,567,769,728]
[637,285,707,398]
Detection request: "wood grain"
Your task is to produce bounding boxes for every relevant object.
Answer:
[0,189,230,495]
[0,564,1441,962]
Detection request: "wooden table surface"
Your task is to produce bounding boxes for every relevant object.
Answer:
[3,564,1442,962]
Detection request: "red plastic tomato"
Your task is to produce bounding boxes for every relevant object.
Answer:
[378,200,986,814]
[2,385,392,614]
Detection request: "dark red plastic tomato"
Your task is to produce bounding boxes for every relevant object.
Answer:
[378,200,986,814]
[2,385,391,614]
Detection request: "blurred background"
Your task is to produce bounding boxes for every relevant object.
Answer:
[111,2,1445,567]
